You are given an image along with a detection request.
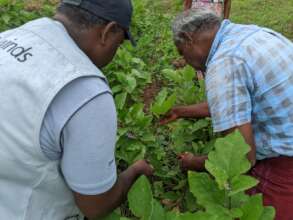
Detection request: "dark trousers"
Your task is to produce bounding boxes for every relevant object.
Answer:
[248,156,293,220]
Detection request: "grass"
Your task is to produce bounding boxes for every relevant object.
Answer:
[231,0,293,40]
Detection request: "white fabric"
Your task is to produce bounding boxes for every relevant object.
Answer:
[40,77,117,195]
[0,17,110,220]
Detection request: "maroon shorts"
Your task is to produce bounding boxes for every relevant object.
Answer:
[248,156,293,220]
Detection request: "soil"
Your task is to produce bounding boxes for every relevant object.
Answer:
[143,79,163,113]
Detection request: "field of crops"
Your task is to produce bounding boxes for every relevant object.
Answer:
[1,0,293,219]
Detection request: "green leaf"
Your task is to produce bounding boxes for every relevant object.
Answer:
[162,69,181,83]
[100,212,120,220]
[152,88,168,106]
[1,14,10,24]
[205,131,251,190]
[112,85,122,94]
[229,175,259,196]
[240,194,275,220]
[125,75,137,93]
[188,172,226,208]
[166,211,217,220]
[115,92,127,110]
[191,119,210,132]
[151,88,177,117]
[145,199,166,220]
[128,176,153,218]
[231,192,250,208]
[259,207,276,220]
[230,208,243,218]
[182,66,195,82]
[128,176,166,220]
[115,72,137,93]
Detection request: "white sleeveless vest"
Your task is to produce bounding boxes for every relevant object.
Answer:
[0,18,109,220]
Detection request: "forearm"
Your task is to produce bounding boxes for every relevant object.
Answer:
[184,0,192,10]
[191,155,208,171]
[177,102,210,118]
[75,166,141,219]
[224,0,231,19]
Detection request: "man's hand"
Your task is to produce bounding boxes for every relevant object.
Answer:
[160,107,182,125]
[132,160,154,177]
[178,152,207,172]
[160,102,210,125]
[74,159,154,219]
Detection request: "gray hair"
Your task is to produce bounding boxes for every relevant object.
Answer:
[172,8,222,43]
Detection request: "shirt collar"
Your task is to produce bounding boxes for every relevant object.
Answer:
[205,19,231,67]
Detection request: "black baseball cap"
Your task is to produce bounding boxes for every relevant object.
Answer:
[62,0,136,46]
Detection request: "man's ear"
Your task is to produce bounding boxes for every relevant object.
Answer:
[100,21,119,45]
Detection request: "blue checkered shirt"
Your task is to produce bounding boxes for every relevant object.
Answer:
[205,20,293,160]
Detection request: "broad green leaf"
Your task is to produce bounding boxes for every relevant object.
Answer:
[188,172,226,208]
[191,119,210,132]
[240,194,275,220]
[116,140,146,164]
[131,69,150,82]
[230,208,243,218]
[259,207,276,220]
[115,92,127,110]
[128,176,153,218]
[126,104,152,128]
[112,85,122,94]
[2,15,10,24]
[162,69,181,83]
[115,72,137,93]
[181,84,197,104]
[145,199,166,220]
[152,88,168,106]
[229,175,259,196]
[166,211,217,220]
[0,0,10,5]
[131,57,145,66]
[125,75,137,93]
[231,192,250,208]
[100,211,130,220]
[182,66,195,82]
[151,89,177,117]
[205,131,251,189]
[100,212,120,220]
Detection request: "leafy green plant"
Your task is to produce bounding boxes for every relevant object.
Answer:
[1,1,280,219]
[188,131,275,220]
[151,88,177,117]
[104,131,275,220]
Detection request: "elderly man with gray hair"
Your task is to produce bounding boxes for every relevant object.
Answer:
[161,8,293,220]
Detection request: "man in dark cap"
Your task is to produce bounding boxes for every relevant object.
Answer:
[0,0,152,219]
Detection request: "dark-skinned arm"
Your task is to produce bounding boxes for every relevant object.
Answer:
[160,102,210,125]
[224,0,232,19]
[184,0,193,10]
[179,123,256,171]
[74,160,153,219]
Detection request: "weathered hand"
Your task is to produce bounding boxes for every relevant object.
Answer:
[178,153,206,172]
[132,160,154,177]
[159,107,182,125]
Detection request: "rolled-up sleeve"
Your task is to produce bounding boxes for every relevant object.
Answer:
[205,57,252,132]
